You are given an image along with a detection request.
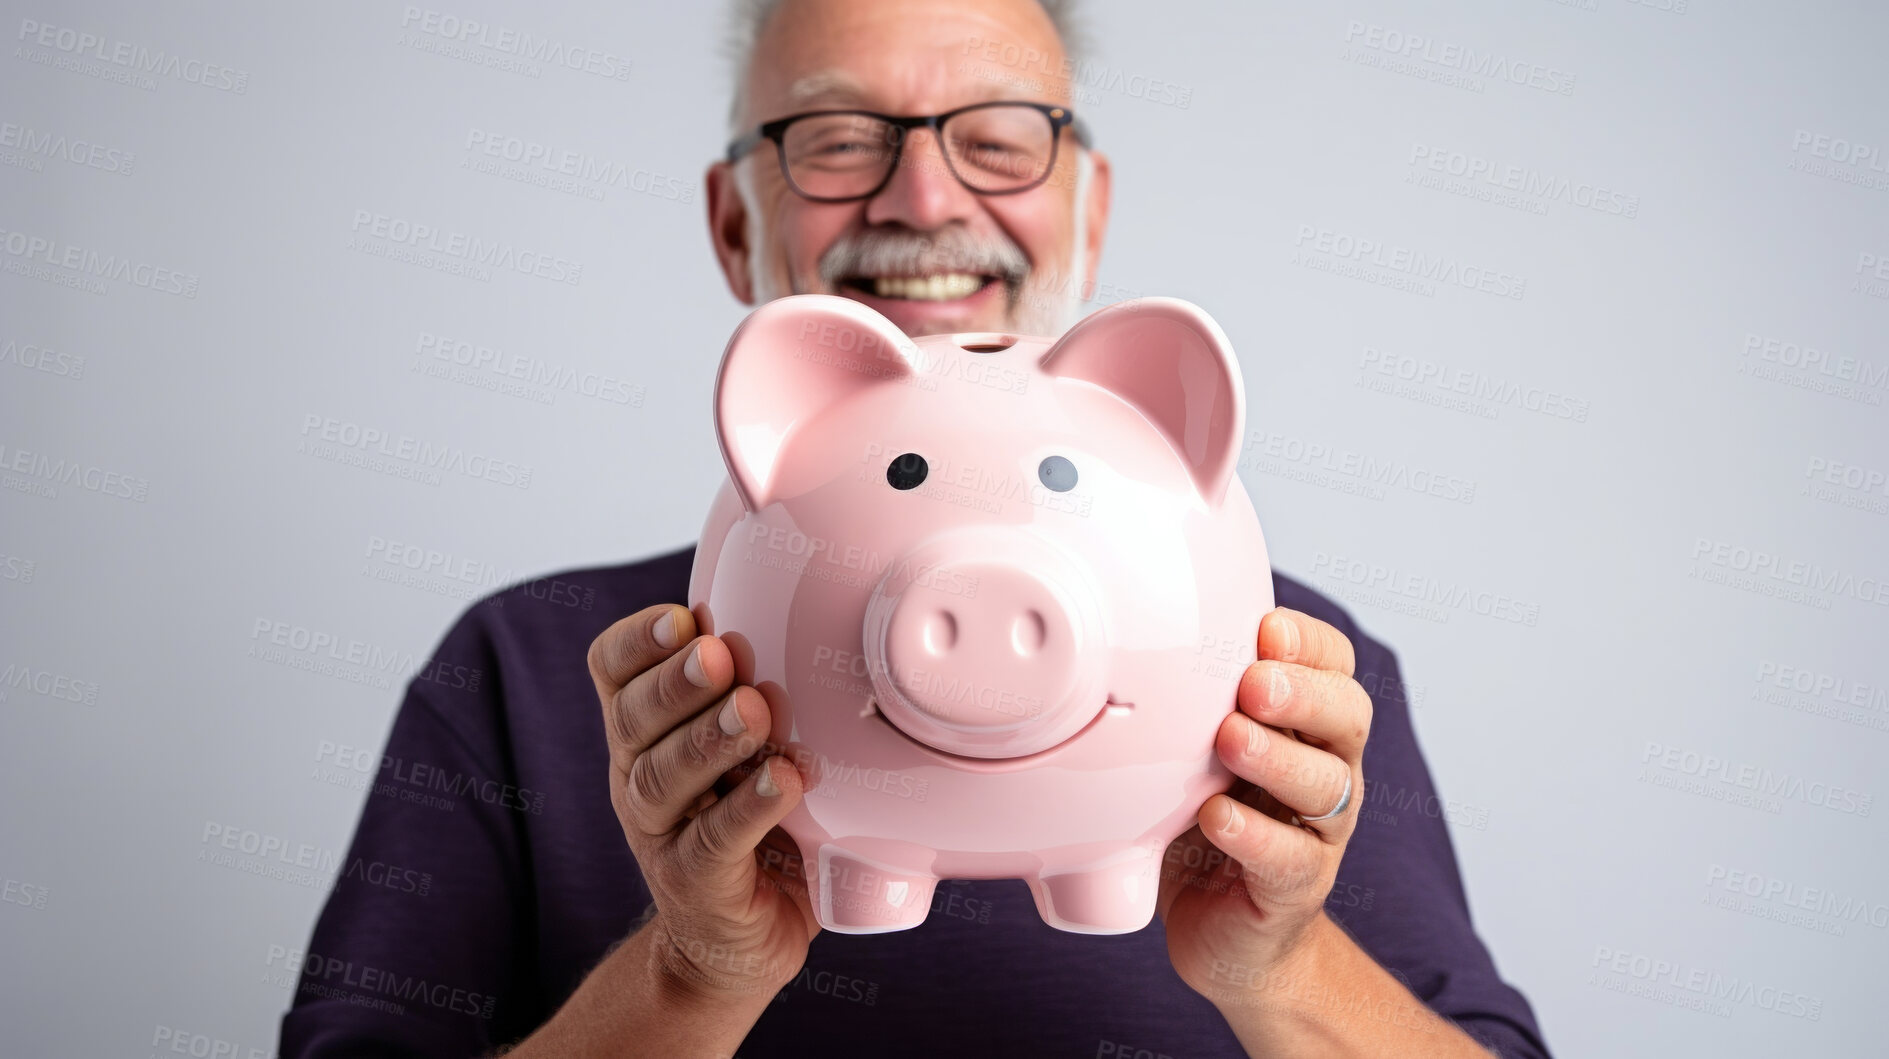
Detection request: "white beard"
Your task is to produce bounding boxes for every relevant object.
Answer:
[1002,148,1092,336]
[737,162,788,304]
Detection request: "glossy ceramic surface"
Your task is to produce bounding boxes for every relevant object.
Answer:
[688,294,1271,934]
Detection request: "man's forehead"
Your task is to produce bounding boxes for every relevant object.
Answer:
[781,67,1014,110]
[747,0,1070,115]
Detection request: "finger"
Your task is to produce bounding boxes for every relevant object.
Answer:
[1236,660,1372,755]
[609,634,734,762]
[1215,713,1355,840]
[1198,793,1328,901]
[1257,608,1354,677]
[676,756,807,904]
[624,686,771,836]
[589,604,695,702]
[680,787,719,823]
[710,684,795,797]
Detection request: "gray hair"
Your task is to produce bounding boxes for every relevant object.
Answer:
[721,0,1089,135]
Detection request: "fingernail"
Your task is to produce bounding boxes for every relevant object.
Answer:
[683,645,711,687]
[1279,616,1300,659]
[1268,668,1291,709]
[652,610,681,649]
[717,692,745,735]
[1219,798,1244,835]
[755,762,781,797]
[1246,717,1268,757]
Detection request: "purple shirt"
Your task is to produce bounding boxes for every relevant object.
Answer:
[278,546,1549,1057]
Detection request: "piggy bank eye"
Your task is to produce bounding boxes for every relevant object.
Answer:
[1038,455,1077,492]
[886,453,929,490]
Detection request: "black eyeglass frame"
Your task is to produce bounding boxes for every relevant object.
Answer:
[723,100,1093,202]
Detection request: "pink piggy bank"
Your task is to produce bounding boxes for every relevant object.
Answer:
[687,294,1271,935]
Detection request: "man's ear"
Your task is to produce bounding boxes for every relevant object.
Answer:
[1036,296,1244,506]
[1078,149,1113,291]
[716,295,920,511]
[706,160,756,305]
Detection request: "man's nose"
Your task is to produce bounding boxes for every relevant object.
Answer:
[864,128,981,231]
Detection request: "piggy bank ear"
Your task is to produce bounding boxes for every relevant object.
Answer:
[1037,297,1245,504]
[715,294,920,511]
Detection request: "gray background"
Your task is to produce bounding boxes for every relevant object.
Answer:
[3,0,1886,1055]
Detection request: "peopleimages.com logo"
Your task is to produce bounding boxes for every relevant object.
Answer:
[15,18,251,92]
[397,7,632,80]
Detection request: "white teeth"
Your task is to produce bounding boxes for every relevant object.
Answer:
[870,273,984,300]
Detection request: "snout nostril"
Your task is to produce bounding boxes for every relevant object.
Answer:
[922,610,958,655]
[1010,609,1047,656]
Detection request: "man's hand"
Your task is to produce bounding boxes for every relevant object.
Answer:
[506,607,819,1058]
[588,603,818,1002]
[1157,606,1371,997]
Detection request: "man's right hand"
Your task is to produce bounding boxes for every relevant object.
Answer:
[588,602,819,1001]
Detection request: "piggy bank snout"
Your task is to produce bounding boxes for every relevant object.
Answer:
[883,567,1077,726]
[864,532,1107,759]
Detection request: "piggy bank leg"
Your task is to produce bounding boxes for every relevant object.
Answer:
[1027,847,1161,934]
[806,845,937,934]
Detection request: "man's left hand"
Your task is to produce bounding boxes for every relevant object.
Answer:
[1157,606,1372,997]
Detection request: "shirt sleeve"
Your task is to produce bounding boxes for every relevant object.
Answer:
[1335,636,1552,1058]
[278,606,532,1057]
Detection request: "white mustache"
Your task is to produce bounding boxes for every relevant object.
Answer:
[818,226,1030,286]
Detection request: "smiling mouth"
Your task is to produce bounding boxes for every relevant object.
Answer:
[859,694,1132,766]
[840,273,1000,302]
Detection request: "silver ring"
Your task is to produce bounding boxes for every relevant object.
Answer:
[1295,770,1353,824]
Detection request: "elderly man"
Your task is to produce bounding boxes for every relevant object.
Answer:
[280,0,1549,1056]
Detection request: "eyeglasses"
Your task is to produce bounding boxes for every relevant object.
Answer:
[724,101,1091,203]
